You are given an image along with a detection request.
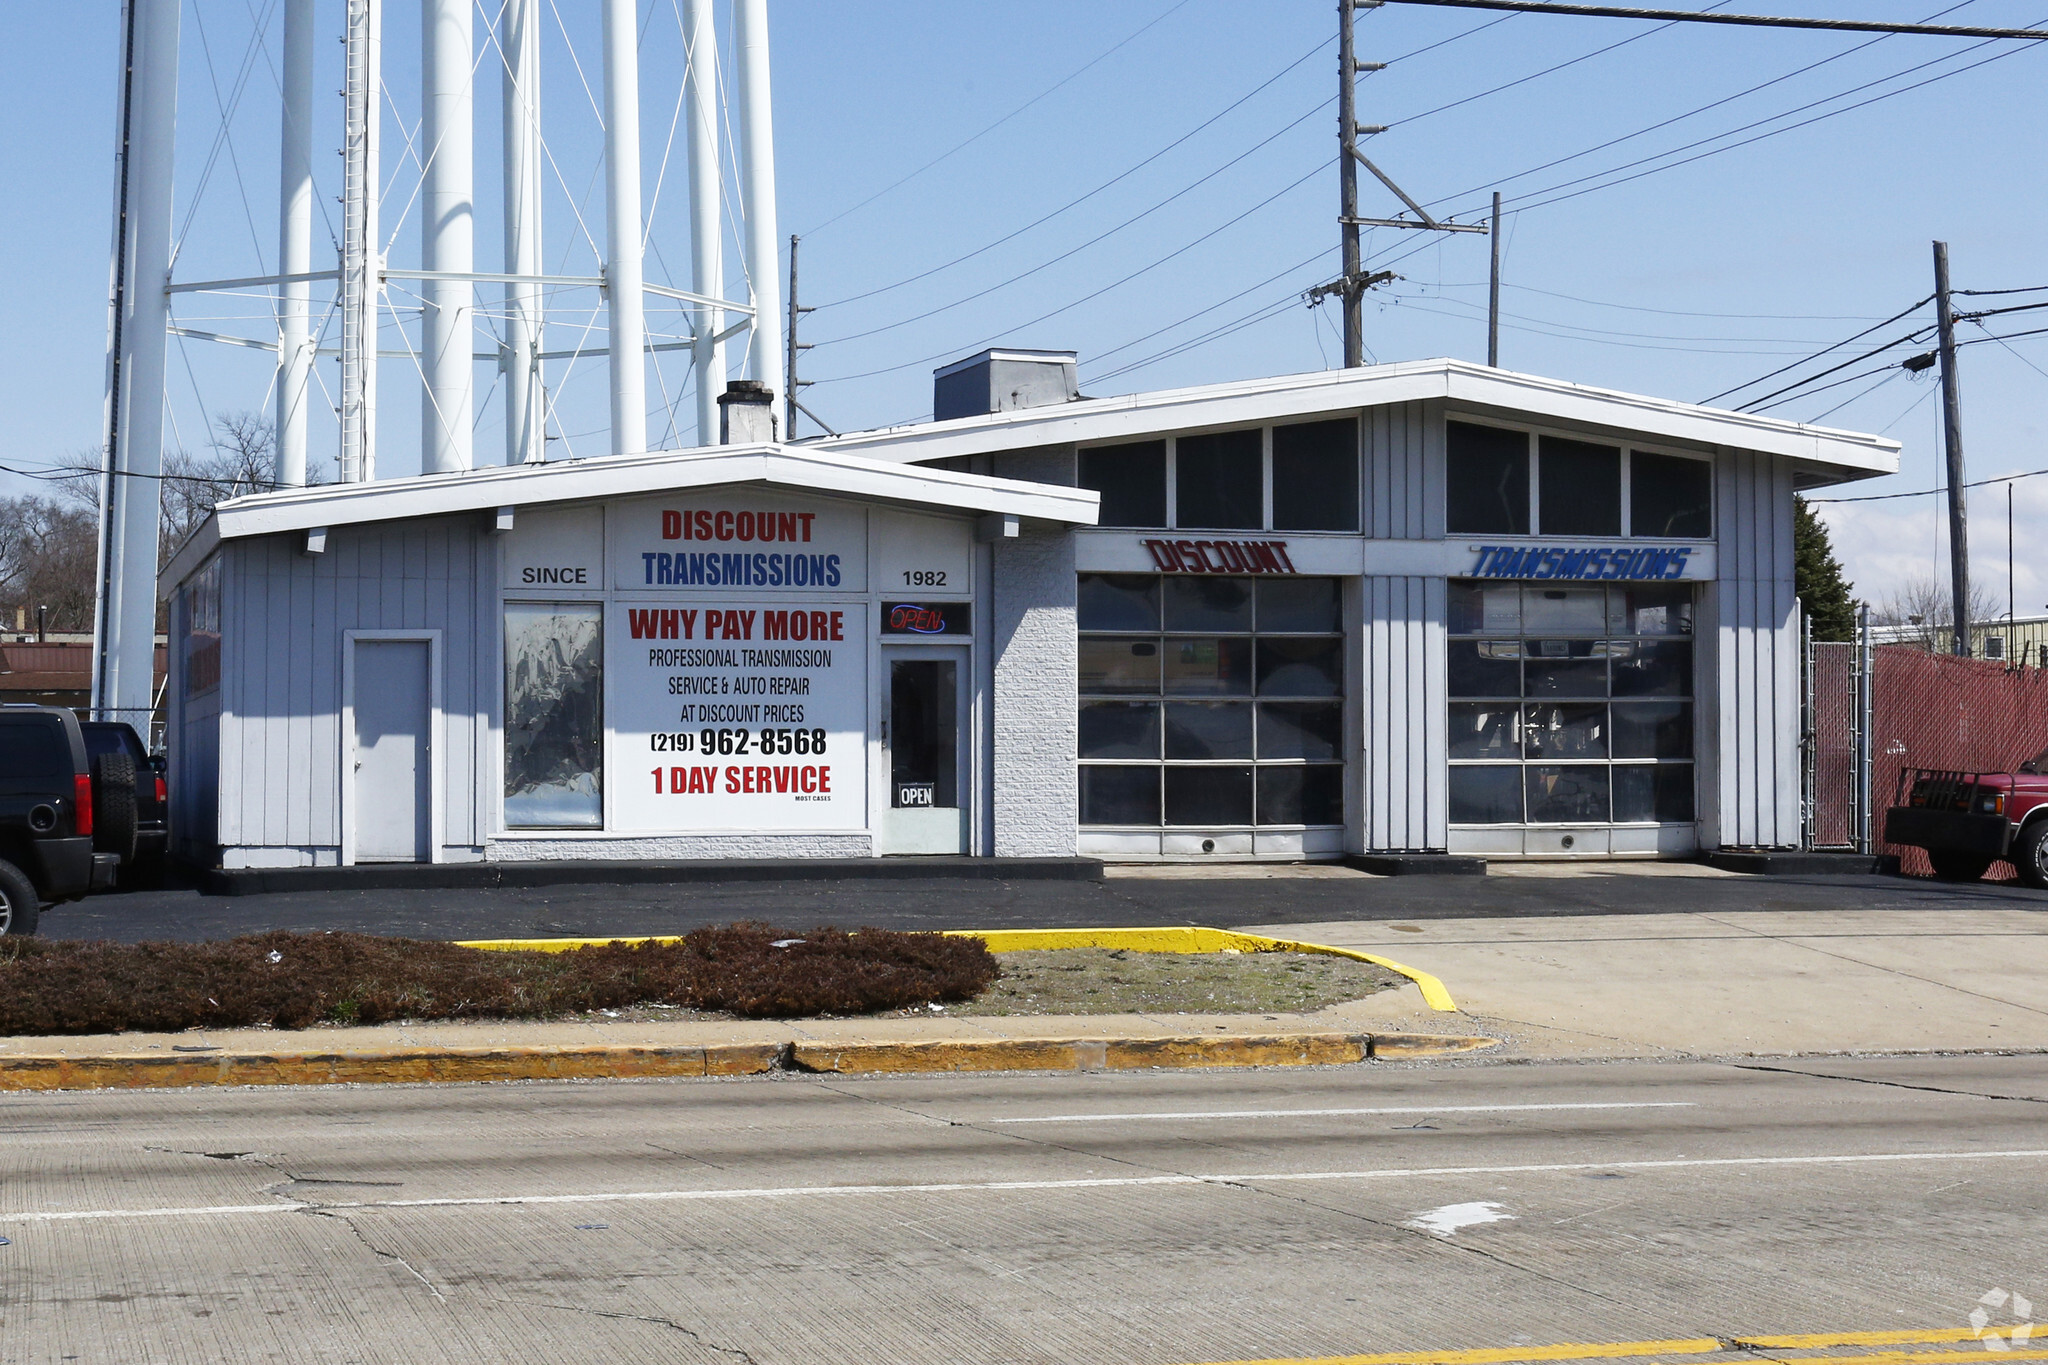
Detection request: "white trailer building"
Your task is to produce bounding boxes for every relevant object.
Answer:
[162,356,1896,870]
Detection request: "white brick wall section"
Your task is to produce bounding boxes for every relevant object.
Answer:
[992,528,1079,857]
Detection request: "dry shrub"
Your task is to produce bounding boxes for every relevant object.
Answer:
[0,924,995,1036]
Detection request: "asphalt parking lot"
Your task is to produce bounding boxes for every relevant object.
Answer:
[39,862,2048,943]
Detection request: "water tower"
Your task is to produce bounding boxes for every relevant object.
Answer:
[94,0,782,724]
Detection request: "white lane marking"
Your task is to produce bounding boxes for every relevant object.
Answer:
[1405,1201,1515,1236]
[8,1149,2048,1226]
[984,1102,1697,1125]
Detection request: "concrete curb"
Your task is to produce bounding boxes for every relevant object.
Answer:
[0,1031,1498,1093]
[458,925,1463,1013]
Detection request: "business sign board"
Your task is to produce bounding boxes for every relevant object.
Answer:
[1466,544,1701,581]
[607,598,866,831]
[610,492,869,593]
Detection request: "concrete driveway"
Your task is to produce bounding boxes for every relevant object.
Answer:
[41,860,2048,943]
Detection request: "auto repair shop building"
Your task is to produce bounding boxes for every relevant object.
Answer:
[160,355,1897,869]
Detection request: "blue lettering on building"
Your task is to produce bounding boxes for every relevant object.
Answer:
[641,551,842,588]
[1469,545,1694,581]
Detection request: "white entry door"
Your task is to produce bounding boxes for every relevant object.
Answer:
[352,639,432,862]
[878,646,968,855]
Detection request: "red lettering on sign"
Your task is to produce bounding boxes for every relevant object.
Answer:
[661,510,683,539]
[1137,537,1297,576]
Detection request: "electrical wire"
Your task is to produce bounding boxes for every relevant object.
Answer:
[1427,279,1884,322]
[811,157,1334,387]
[813,99,1334,347]
[816,34,1335,312]
[1702,297,1933,405]
[801,0,1197,237]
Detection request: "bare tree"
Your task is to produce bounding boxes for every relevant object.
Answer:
[58,412,328,566]
[0,497,99,633]
[1872,576,2003,649]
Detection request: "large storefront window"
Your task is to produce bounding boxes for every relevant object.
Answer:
[504,603,603,827]
[1078,574,1345,830]
[1447,581,1694,827]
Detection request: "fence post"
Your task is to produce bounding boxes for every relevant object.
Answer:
[1853,603,1874,855]
[1799,599,1816,850]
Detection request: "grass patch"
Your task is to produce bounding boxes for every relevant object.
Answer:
[937,948,1402,1017]
[0,925,995,1036]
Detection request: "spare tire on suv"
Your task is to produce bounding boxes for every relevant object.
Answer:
[91,750,139,865]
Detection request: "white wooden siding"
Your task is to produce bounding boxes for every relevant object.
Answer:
[1363,400,1441,540]
[1705,446,1801,848]
[1362,574,1447,851]
[217,516,490,860]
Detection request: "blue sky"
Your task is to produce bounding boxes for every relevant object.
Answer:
[4,1,2047,612]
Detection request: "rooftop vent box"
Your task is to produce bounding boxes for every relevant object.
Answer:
[933,348,1079,422]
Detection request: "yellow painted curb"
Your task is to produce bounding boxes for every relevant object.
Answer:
[0,1042,784,1093]
[0,1029,1496,1092]
[456,925,1460,1012]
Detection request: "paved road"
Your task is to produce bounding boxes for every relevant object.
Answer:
[3,1056,2044,1362]
[42,864,2048,943]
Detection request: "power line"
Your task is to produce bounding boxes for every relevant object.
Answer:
[1379,0,2048,42]
[1702,296,1933,405]
[1430,278,1884,322]
[1810,464,2048,504]
[815,34,1334,312]
[811,157,1334,387]
[799,0,1197,236]
[813,98,1334,347]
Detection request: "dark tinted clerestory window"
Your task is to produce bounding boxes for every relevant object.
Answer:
[1630,452,1713,538]
[1176,428,1263,529]
[1078,440,1166,528]
[1539,436,1622,537]
[1446,422,1530,535]
[1271,419,1359,531]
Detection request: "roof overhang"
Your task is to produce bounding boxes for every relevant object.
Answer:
[160,441,1099,592]
[819,357,1902,478]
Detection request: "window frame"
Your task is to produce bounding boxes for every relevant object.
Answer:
[1443,415,1715,541]
[1077,573,1348,831]
[1076,417,1363,535]
[1445,580,1698,829]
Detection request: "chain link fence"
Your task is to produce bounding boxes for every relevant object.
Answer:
[1806,617,2048,877]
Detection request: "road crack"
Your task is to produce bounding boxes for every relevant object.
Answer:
[1734,1062,2048,1104]
[306,1208,446,1301]
[496,1299,762,1361]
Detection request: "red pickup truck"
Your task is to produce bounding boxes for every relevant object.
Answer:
[1883,757,2048,886]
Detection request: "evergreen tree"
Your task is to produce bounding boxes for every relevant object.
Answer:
[1795,496,1858,642]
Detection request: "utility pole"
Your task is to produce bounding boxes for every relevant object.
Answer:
[785,233,814,438]
[1932,240,1971,658]
[1314,0,1482,365]
[1487,190,1502,367]
[1337,0,1367,366]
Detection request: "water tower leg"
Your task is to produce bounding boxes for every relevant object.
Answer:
[421,0,473,474]
[276,0,313,488]
[734,0,780,412]
[95,0,179,724]
[501,0,543,464]
[602,0,645,456]
[684,0,724,447]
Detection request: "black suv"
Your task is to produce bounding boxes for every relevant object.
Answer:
[0,705,119,933]
[81,720,168,884]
